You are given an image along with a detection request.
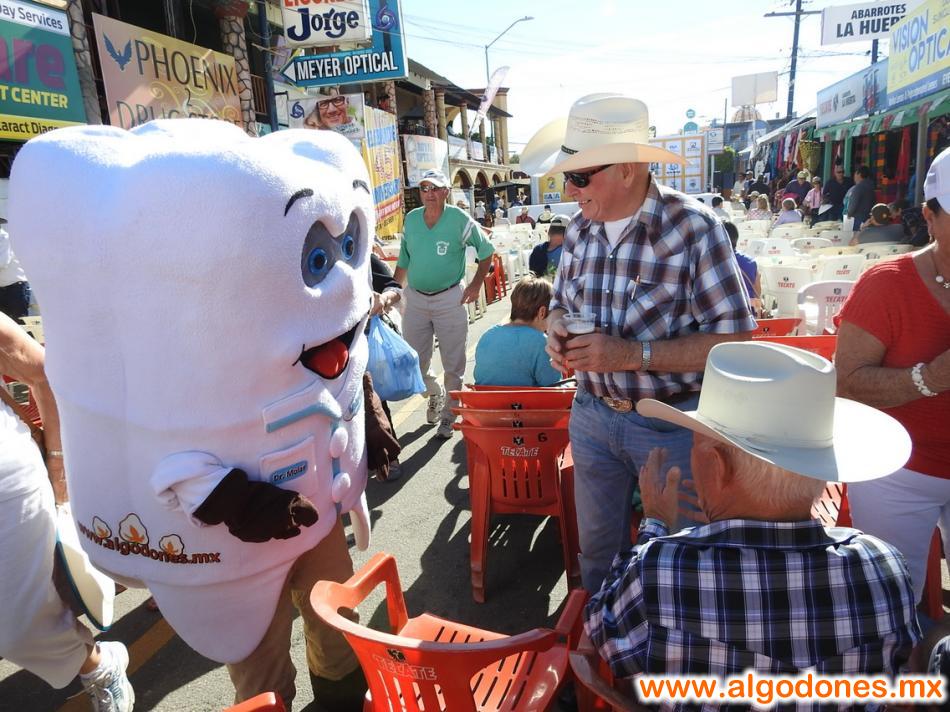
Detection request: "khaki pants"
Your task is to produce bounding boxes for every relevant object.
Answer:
[402,284,469,420]
[0,482,94,688]
[226,518,358,705]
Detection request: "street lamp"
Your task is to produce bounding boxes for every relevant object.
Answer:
[484,16,533,85]
[483,16,533,164]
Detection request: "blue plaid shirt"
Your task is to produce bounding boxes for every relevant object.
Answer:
[585,518,921,711]
[551,178,756,401]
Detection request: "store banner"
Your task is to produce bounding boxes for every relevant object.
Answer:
[0,0,86,141]
[821,1,913,45]
[288,91,365,142]
[887,0,950,109]
[539,172,565,203]
[402,134,449,187]
[92,14,241,129]
[817,59,888,127]
[361,106,402,238]
[281,0,371,47]
[280,0,407,88]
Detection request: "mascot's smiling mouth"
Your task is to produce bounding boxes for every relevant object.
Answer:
[294,319,363,379]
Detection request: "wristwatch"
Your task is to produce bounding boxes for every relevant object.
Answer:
[640,341,653,371]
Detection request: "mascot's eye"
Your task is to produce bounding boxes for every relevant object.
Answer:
[307,247,329,278]
[341,234,356,260]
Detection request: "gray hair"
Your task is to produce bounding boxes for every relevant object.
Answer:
[727,447,825,510]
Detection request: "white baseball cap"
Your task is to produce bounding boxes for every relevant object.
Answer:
[924,146,950,211]
[419,169,449,188]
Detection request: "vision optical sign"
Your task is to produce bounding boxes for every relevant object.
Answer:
[280,0,406,88]
[282,0,371,47]
[0,0,87,141]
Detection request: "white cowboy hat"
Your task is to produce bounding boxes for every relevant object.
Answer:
[519,94,686,176]
[55,503,116,630]
[637,342,910,483]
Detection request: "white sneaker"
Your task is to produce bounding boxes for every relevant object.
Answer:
[81,641,135,712]
[426,387,445,424]
[435,417,456,439]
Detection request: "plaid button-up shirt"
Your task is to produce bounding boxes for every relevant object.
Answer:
[585,518,921,711]
[551,178,756,400]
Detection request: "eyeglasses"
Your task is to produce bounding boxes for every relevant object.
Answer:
[564,165,610,188]
[318,96,347,109]
[419,184,443,193]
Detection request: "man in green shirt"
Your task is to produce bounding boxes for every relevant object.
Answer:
[393,169,494,438]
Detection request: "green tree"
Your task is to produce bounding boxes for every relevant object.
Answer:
[714,146,736,174]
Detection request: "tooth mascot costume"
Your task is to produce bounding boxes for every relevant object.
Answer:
[9,119,375,707]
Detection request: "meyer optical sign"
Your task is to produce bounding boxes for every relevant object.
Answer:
[821,1,916,45]
[280,0,407,88]
[281,0,371,47]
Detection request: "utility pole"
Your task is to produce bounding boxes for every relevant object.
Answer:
[765,0,820,120]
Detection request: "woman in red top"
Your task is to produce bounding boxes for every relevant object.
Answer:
[836,147,950,608]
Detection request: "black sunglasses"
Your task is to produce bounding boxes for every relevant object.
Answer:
[564,165,610,188]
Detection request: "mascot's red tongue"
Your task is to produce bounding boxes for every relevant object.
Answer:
[304,339,349,379]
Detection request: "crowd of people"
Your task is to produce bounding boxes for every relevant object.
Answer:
[2,92,950,712]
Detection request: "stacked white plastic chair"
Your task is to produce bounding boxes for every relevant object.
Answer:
[760,263,815,317]
[792,237,832,252]
[797,280,853,335]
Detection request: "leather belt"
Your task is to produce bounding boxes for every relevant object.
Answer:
[415,284,456,296]
[598,390,696,413]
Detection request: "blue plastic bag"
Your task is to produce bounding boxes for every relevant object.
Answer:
[366,316,426,402]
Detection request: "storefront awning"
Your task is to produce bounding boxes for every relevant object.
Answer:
[816,89,950,141]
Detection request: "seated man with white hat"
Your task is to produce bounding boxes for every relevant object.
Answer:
[585,342,920,702]
[520,94,756,593]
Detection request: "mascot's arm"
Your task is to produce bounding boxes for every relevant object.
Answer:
[152,452,318,543]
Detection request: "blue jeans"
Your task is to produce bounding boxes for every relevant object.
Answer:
[569,387,699,593]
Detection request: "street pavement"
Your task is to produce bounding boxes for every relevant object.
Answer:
[0,291,578,711]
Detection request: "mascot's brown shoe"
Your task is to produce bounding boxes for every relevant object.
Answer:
[309,666,367,712]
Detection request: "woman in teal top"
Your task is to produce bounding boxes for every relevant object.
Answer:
[474,276,562,387]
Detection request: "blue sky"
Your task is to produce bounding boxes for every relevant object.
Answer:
[400,0,891,149]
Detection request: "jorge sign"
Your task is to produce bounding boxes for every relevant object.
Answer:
[0,0,86,141]
[280,0,407,88]
[281,0,371,47]
[92,14,241,130]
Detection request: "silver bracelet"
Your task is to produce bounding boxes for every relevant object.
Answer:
[46,449,64,458]
[911,363,938,398]
[640,341,653,371]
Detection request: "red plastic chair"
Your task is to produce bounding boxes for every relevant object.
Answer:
[754,334,837,361]
[468,384,574,392]
[452,388,576,411]
[452,407,572,429]
[749,317,801,336]
[459,424,579,602]
[571,632,649,712]
[492,253,508,296]
[311,552,587,712]
[484,254,507,303]
[224,692,286,712]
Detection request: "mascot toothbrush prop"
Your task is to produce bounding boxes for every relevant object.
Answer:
[9,120,374,680]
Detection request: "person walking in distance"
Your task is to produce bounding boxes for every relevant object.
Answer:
[521,94,755,593]
[393,169,494,439]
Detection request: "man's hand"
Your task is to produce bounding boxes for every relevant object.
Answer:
[545,315,571,376]
[562,332,636,373]
[461,282,482,305]
[639,447,683,528]
[370,290,398,316]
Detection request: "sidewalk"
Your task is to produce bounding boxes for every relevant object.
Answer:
[0,291,578,711]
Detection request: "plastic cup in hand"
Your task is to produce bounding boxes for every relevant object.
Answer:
[563,312,595,338]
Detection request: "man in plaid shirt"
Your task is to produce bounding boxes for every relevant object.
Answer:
[584,342,920,710]
[522,94,756,593]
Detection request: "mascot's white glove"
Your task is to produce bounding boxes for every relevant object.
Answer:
[153,452,318,542]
